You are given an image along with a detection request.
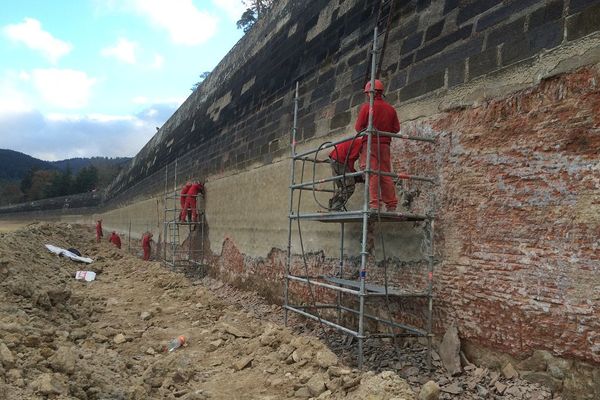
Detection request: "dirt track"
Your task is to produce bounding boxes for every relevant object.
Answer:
[0,223,415,399]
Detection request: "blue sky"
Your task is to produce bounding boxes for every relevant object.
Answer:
[0,0,247,160]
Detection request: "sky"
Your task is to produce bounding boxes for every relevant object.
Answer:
[0,0,247,161]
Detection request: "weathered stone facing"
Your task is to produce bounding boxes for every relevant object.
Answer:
[105,0,381,203]
[105,0,600,205]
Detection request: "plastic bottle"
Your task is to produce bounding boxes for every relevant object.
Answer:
[165,335,186,352]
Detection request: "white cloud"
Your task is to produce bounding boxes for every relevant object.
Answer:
[150,53,164,69]
[0,103,178,160]
[0,72,33,114]
[212,0,246,21]
[0,86,32,114]
[101,38,138,64]
[31,69,96,109]
[3,18,72,63]
[132,0,218,45]
[132,96,149,104]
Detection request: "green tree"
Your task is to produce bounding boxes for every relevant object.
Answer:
[73,165,99,193]
[28,170,56,200]
[190,71,211,92]
[47,165,73,197]
[20,167,37,195]
[0,181,23,206]
[236,0,276,33]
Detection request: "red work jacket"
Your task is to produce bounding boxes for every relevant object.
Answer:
[109,233,121,249]
[187,183,204,198]
[329,138,362,172]
[354,96,400,145]
[180,184,191,208]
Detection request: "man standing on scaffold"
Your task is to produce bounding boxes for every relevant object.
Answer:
[355,79,400,212]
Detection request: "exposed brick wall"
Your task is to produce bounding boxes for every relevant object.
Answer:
[394,67,600,364]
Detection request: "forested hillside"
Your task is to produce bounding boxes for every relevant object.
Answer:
[0,149,130,206]
[0,149,55,180]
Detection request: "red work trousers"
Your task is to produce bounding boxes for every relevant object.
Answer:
[143,246,151,261]
[179,196,187,221]
[360,141,397,210]
[183,197,198,222]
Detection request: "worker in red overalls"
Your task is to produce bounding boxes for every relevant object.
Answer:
[355,79,400,211]
[108,231,121,249]
[142,232,153,261]
[183,181,205,222]
[179,181,192,221]
[328,137,363,211]
[95,220,103,243]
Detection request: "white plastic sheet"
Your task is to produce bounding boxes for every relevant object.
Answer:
[45,244,93,264]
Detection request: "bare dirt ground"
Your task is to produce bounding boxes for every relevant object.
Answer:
[0,220,30,233]
[0,222,415,399]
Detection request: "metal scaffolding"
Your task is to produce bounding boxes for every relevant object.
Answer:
[284,28,436,369]
[162,161,206,277]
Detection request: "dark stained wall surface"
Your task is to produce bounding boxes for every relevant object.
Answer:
[105,0,381,203]
[105,0,600,206]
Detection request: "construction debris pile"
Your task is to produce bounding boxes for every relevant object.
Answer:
[0,223,415,399]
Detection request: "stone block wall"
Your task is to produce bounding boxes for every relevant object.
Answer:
[0,192,102,215]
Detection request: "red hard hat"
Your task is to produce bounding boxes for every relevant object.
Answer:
[364,79,384,93]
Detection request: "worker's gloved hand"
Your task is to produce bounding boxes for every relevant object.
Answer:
[355,175,365,183]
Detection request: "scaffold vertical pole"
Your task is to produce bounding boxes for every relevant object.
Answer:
[337,222,344,324]
[427,218,434,371]
[285,81,299,326]
[201,212,205,266]
[163,164,168,263]
[172,160,178,267]
[357,27,379,369]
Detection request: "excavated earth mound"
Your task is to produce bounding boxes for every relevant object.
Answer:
[0,222,415,399]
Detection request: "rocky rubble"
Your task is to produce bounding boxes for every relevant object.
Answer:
[0,223,415,399]
[202,279,560,400]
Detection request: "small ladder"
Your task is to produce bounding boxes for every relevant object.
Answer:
[170,222,180,268]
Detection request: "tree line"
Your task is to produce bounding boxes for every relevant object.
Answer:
[19,165,99,201]
[0,160,128,206]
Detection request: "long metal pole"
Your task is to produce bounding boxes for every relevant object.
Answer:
[285,82,300,326]
[427,218,435,371]
[201,212,205,266]
[173,160,178,267]
[294,130,434,159]
[287,275,361,295]
[283,305,359,336]
[289,170,434,189]
[357,27,379,369]
[337,222,344,324]
[164,164,168,263]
